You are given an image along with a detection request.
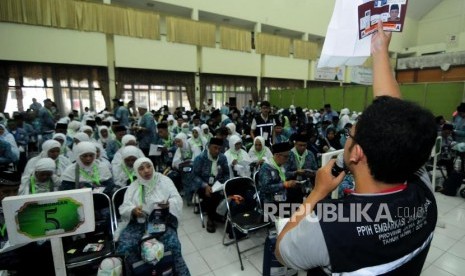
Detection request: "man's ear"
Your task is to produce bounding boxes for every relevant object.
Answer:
[349,144,365,164]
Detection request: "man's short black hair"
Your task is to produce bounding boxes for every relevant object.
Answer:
[260,101,271,108]
[354,96,436,183]
[390,4,399,10]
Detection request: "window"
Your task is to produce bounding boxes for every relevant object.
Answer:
[123,84,190,112]
[5,76,54,116]
[206,84,253,110]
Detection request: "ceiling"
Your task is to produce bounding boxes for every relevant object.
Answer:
[112,0,443,38]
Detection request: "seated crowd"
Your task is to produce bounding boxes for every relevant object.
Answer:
[0,91,456,275]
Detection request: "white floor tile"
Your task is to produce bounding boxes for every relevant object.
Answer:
[188,229,224,251]
[246,248,264,273]
[180,234,197,255]
[212,259,261,276]
[436,201,459,215]
[434,223,465,240]
[447,241,465,260]
[442,208,465,230]
[421,265,454,276]
[181,216,205,234]
[432,232,458,251]
[426,246,445,264]
[422,261,431,272]
[184,252,212,276]
[199,243,240,270]
[433,252,465,276]
[434,193,465,208]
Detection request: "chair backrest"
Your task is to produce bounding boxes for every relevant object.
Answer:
[223,177,261,213]
[111,186,128,231]
[92,192,115,237]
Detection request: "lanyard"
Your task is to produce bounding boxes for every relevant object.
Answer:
[163,136,172,148]
[182,149,192,160]
[292,148,307,169]
[122,165,135,183]
[30,175,53,194]
[230,150,243,162]
[0,224,6,238]
[79,165,100,186]
[139,177,157,205]
[255,149,265,161]
[210,159,218,177]
[116,139,122,148]
[270,158,286,182]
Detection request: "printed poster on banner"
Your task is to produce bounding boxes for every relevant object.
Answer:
[358,0,408,39]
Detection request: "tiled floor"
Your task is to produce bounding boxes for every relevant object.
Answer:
[178,191,465,276]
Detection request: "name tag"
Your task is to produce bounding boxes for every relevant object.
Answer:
[209,176,215,185]
[274,192,287,202]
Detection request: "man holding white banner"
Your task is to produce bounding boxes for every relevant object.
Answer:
[276,22,438,275]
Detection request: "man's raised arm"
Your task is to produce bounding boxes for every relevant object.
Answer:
[372,21,401,99]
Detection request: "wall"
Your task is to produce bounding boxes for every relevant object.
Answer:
[202,47,260,76]
[390,17,420,52]
[263,56,308,80]
[417,0,465,52]
[155,0,336,37]
[0,23,107,66]
[114,35,197,71]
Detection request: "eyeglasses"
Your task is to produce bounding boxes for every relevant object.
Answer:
[278,153,290,158]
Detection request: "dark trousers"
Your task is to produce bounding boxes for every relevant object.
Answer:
[198,187,223,220]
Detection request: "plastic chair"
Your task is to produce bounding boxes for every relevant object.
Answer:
[222,177,271,270]
[64,192,115,272]
[111,186,128,231]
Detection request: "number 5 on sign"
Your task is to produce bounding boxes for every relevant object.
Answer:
[2,189,94,245]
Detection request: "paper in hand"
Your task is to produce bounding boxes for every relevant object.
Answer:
[149,144,163,156]
[211,181,224,193]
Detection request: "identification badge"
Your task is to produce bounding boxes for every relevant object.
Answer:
[274,192,286,202]
[147,223,166,235]
[209,176,215,185]
[168,152,173,158]
[263,132,269,140]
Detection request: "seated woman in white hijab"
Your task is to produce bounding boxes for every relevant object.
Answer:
[225,135,252,177]
[53,133,75,162]
[23,140,71,179]
[248,136,273,170]
[19,158,60,195]
[200,123,212,143]
[80,125,98,143]
[188,127,207,153]
[97,126,110,149]
[180,122,191,137]
[112,145,143,188]
[115,157,190,275]
[0,124,19,162]
[60,141,115,195]
[80,126,109,161]
[111,134,143,168]
[226,122,241,140]
[173,133,200,170]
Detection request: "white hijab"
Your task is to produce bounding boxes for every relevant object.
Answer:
[61,141,112,183]
[40,140,61,158]
[113,145,143,187]
[122,134,137,146]
[98,126,109,143]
